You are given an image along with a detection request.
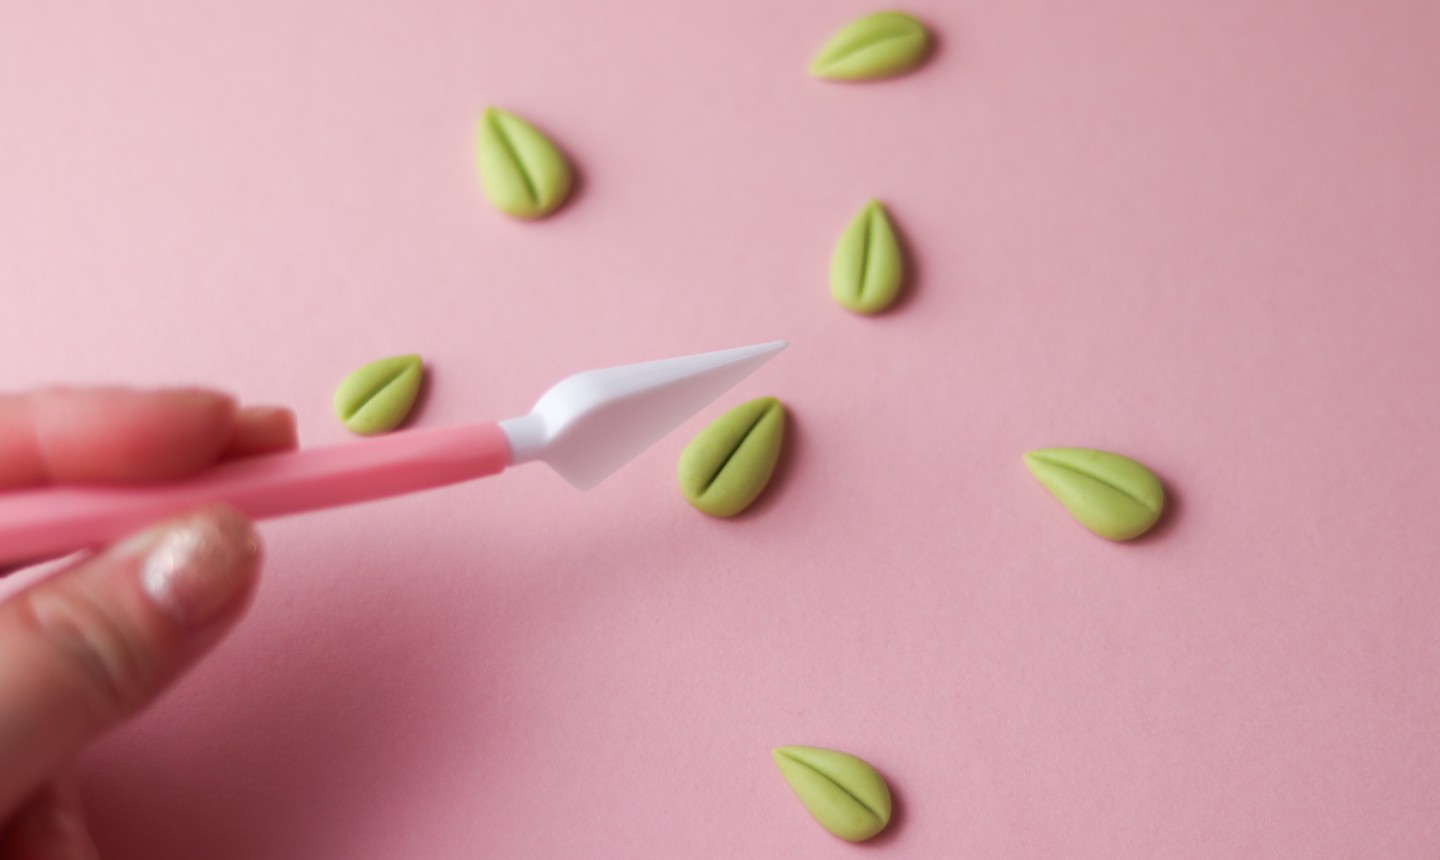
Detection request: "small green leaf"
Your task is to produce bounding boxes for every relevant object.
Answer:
[678,397,785,517]
[333,354,423,435]
[809,11,931,81]
[772,745,892,842]
[1024,448,1165,541]
[475,107,573,219]
[830,200,904,315]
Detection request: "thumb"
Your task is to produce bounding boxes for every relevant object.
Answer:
[0,506,259,815]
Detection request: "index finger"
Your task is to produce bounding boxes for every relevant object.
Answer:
[0,388,288,490]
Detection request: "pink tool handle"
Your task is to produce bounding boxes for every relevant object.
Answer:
[0,421,510,566]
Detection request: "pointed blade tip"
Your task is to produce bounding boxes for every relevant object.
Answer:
[528,339,790,491]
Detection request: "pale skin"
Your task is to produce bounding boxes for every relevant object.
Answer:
[0,388,297,859]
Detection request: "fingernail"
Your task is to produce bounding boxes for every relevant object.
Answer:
[135,507,260,629]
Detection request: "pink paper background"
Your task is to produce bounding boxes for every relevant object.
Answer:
[3,1,1440,856]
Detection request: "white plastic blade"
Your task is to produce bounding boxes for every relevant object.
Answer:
[500,341,786,490]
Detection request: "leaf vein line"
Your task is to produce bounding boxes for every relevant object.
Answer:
[1037,456,1154,511]
[854,210,873,303]
[346,364,414,420]
[784,755,884,823]
[490,117,540,207]
[698,405,775,496]
[827,31,924,67]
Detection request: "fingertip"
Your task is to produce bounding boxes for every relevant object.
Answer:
[223,405,298,460]
[131,504,263,632]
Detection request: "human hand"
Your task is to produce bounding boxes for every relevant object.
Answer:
[0,388,296,858]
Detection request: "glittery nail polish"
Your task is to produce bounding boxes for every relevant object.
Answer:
[138,507,259,628]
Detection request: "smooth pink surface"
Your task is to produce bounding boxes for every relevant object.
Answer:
[2,1,1439,857]
[0,422,510,563]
